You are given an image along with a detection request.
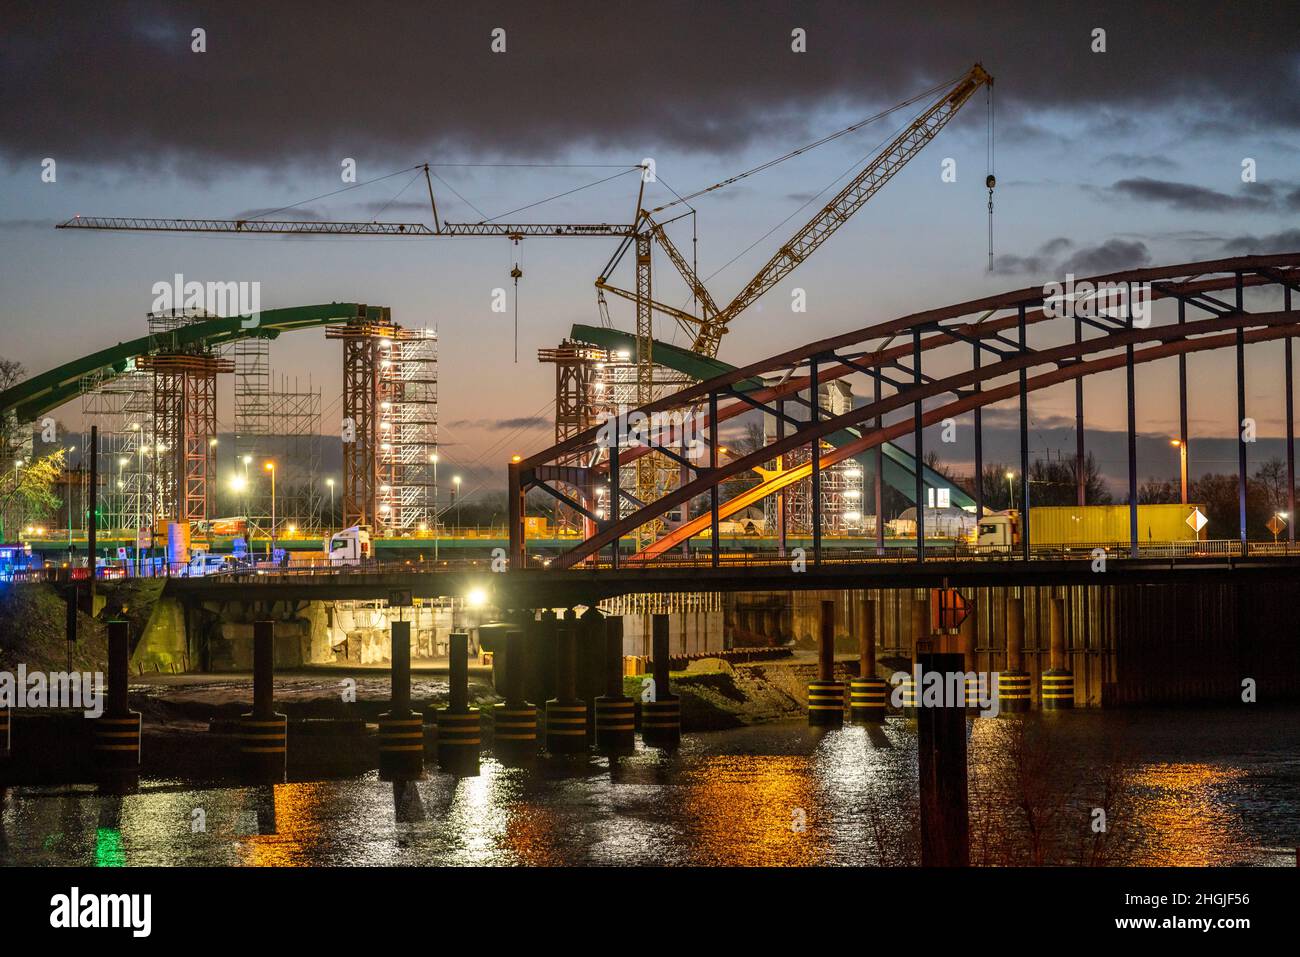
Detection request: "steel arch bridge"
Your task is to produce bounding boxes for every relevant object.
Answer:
[509,253,1300,570]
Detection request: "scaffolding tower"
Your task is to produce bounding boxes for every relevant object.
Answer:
[764,381,865,535]
[329,313,437,534]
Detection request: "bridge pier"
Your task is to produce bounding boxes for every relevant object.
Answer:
[493,627,538,763]
[595,615,635,755]
[960,610,982,713]
[378,620,424,780]
[92,619,142,776]
[1041,597,1074,710]
[850,597,886,721]
[808,599,844,725]
[437,631,481,773]
[901,597,927,717]
[545,610,588,754]
[998,597,1031,713]
[238,620,286,783]
[642,614,680,748]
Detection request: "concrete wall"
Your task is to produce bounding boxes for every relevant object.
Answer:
[620,610,725,658]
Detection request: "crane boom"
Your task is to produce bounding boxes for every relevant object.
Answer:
[692,63,992,356]
[57,216,434,235]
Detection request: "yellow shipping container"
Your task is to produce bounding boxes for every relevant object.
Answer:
[1027,503,1204,545]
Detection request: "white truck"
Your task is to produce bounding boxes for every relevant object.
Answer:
[327,526,372,566]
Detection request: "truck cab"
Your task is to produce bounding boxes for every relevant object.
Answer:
[976,512,1018,550]
[327,526,372,566]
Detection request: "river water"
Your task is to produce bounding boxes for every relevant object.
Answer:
[2,707,1295,866]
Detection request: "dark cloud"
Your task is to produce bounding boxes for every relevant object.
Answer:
[448,416,550,431]
[1219,228,1300,255]
[1110,177,1275,212]
[992,236,1150,277]
[1,1,1297,173]
[1097,153,1180,171]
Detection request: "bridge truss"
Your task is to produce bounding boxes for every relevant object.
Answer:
[509,253,1300,569]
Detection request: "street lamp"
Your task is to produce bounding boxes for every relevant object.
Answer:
[430,451,439,563]
[1170,439,1188,505]
[452,474,462,537]
[1005,470,1016,510]
[264,461,276,559]
[326,477,335,530]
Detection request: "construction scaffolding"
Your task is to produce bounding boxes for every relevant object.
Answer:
[329,313,437,534]
[764,381,865,535]
[137,351,232,527]
[80,364,151,533]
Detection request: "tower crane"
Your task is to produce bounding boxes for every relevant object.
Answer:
[595,63,994,359]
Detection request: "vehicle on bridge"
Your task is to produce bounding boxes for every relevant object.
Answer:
[977,504,1204,551]
[327,526,372,566]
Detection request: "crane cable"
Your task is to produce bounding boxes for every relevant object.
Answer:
[986,80,996,271]
[509,240,523,362]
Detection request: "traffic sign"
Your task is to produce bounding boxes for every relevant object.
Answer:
[930,588,972,631]
[1267,514,1286,537]
[1186,507,1208,533]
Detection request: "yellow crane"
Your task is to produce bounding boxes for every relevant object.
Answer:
[596,63,994,359]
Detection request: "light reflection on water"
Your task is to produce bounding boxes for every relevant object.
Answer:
[1,707,1294,866]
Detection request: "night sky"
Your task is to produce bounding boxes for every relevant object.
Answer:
[2,1,1298,497]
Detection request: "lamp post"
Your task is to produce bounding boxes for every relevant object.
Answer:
[326,477,335,531]
[452,474,462,538]
[430,451,439,564]
[1171,439,1188,505]
[1005,470,1016,510]
[264,461,276,560]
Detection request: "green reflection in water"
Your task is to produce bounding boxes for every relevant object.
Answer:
[95,828,124,867]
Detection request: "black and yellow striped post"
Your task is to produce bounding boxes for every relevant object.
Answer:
[239,620,287,783]
[808,600,845,726]
[850,596,887,722]
[378,619,424,780]
[545,610,588,754]
[641,613,680,748]
[91,619,141,773]
[594,615,635,755]
[999,597,1031,714]
[438,631,481,772]
[1041,597,1074,710]
[493,626,537,763]
[901,596,928,717]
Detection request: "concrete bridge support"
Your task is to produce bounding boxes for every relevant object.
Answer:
[595,615,635,755]
[999,597,1031,713]
[1041,597,1074,710]
[642,614,680,748]
[808,599,845,725]
[901,597,927,716]
[238,620,286,783]
[545,610,588,754]
[493,627,538,763]
[850,597,887,721]
[92,619,141,776]
[437,631,480,773]
[378,620,423,780]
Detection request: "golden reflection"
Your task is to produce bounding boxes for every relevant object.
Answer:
[238,782,331,867]
[1126,763,1247,866]
[681,755,824,866]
